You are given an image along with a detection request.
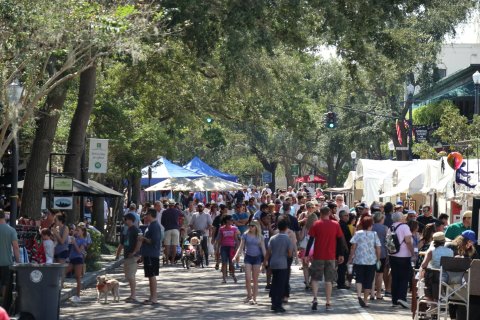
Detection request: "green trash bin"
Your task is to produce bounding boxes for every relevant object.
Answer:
[11,263,66,320]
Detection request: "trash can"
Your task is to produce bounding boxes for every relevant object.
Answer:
[11,263,66,320]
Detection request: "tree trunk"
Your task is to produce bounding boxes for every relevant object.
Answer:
[93,197,105,233]
[64,65,97,223]
[20,82,69,220]
[130,175,141,205]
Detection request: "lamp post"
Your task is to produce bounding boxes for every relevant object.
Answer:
[473,71,480,115]
[407,83,415,161]
[7,79,23,227]
[296,152,304,178]
[350,150,357,171]
[388,140,395,160]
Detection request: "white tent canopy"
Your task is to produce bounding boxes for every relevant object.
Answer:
[145,178,192,192]
[356,158,480,204]
[183,176,243,192]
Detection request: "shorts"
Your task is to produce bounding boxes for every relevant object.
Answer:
[376,258,387,273]
[220,246,235,264]
[309,260,337,282]
[143,256,160,278]
[354,264,376,289]
[54,250,69,260]
[244,254,262,265]
[70,257,84,265]
[0,266,11,286]
[124,257,138,281]
[163,229,180,246]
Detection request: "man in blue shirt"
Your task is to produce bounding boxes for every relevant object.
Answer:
[232,203,249,234]
[139,208,161,305]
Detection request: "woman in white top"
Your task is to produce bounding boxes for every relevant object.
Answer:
[348,216,381,308]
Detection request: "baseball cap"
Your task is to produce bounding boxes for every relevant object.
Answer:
[197,202,204,207]
[462,230,477,243]
[168,199,175,205]
[432,232,446,242]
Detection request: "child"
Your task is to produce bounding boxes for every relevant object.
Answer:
[218,216,240,284]
[41,228,55,264]
[67,225,88,303]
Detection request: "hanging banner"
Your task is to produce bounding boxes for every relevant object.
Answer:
[88,138,109,173]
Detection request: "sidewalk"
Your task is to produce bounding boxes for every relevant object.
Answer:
[61,255,124,302]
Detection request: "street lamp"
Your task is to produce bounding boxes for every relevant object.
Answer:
[388,140,395,160]
[7,79,23,227]
[350,150,357,171]
[296,152,304,177]
[407,84,415,161]
[472,71,480,115]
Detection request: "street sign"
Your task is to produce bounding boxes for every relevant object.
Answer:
[88,138,109,173]
[262,171,272,183]
[291,164,299,176]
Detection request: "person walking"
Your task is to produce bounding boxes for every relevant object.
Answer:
[372,212,388,299]
[304,207,347,311]
[264,219,293,313]
[389,212,414,308]
[338,209,352,289]
[0,210,20,302]
[190,203,213,266]
[234,220,266,304]
[161,199,182,265]
[139,208,162,305]
[218,216,240,284]
[66,224,88,303]
[348,216,381,308]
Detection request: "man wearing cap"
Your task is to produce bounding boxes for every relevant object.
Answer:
[262,184,272,196]
[190,203,213,266]
[125,203,140,227]
[161,199,183,265]
[389,211,414,309]
[445,211,472,240]
[417,205,435,233]
[116,213,141,302]
[406,210,417,222]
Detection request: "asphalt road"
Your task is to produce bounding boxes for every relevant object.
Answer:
[60,261,413,320]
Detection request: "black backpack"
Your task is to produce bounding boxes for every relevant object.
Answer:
[386,223,405,255]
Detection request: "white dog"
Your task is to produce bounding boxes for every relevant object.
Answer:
[96,275,120,304]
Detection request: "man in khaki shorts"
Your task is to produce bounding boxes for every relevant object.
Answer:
[161,199,182,265]
[116,213,141,302]
[304,207,347,311]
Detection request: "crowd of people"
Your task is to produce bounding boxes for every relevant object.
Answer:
[114,183,478,315]
[0,183,478,317]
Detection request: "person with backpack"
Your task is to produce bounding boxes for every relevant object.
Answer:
[388,211,414,309]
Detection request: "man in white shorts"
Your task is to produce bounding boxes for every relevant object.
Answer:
[161,199,182,265]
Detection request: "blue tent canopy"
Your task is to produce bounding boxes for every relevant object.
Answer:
[183,156,238,182]
[141,157,203,186]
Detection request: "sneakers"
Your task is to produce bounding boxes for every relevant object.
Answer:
[311,299,318,311]
[71,296,81,303]
[397,299,409,309]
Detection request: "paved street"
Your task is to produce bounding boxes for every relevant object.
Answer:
[60,261,412,319]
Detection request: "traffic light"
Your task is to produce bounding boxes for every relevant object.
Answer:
[324,111,337,128]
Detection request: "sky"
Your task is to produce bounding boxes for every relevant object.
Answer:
[447,9,480,44]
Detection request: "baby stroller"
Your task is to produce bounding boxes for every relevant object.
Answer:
[181,230,204,269]
[162,244,182,265]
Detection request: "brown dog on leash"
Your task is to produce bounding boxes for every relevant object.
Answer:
[96,275,120,303]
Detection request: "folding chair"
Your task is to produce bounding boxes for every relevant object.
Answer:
[436,256,471,320]
[467,259,480,320]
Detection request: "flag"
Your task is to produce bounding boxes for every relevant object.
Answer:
[396,120,402,145]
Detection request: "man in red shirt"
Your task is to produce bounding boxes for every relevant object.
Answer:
[304,207,347,311]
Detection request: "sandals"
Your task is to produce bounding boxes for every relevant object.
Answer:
[244,296,252,303]
[142,300,158,305]
[311,299,318,311]
[222,278,227,284]
[249,299,257,305]
[232,275,237,283]
[124,297,138,303]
